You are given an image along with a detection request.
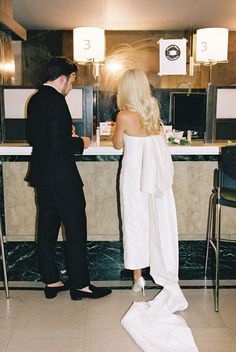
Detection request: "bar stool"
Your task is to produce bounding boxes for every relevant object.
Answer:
[0,216,10,298]
[205,145,236,312]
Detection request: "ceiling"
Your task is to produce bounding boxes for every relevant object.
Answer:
[12,0,236,31]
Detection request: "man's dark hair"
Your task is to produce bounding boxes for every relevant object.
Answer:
[45,56,78,81]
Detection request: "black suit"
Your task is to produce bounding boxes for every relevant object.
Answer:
[26,85,90,289]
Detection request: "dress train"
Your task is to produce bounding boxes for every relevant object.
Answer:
[121,284,198,352]
[120,135,199,351]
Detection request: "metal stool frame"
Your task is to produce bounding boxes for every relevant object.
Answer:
[0,216,10,298]
[205,146,236,312]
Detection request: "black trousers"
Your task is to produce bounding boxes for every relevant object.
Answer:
[36,186,90,289]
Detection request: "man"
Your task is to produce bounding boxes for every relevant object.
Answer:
[26,56,111,300]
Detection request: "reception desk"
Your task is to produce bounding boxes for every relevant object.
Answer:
[1,140,235,241]
[0,141,236,283]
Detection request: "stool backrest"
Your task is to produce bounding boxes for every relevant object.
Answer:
[220,146,236,190]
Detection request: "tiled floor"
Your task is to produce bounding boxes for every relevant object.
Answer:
[0,286,236,352]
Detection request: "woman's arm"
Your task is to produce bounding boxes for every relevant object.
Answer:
[112,111,127,150]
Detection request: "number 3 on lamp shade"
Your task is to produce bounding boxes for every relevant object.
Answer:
[196,28,228,64]
[73,27,105,63]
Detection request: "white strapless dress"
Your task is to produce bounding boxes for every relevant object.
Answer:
[120,134,199,352]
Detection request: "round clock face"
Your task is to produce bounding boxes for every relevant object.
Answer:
[165,45,181,61]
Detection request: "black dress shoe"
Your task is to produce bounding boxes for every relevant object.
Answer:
[44,281,70,299]
[70,284,112,300]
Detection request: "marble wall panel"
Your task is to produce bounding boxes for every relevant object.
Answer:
[2,160,236,241]
[221,206,236,237]
[3,162,36,239]
[3,162,63,240]
[76,161,96,235]
[62,30,236,89]
[3,161,121,240]
[0,31,15,86]
[186,161,218,236]
[95,162,120,236]
[172,162,189,236]
[172,161,224,239]
[3,240,236,282]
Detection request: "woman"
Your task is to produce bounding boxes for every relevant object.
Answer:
[112,69,198,352]
[112,68,176,294]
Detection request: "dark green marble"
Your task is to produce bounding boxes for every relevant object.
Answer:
[1,240,236,282]
[0,154,219,162]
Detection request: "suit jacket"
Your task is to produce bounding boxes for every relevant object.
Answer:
[25,85,84,188]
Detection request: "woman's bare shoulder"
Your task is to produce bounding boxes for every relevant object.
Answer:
[116,110,126,120]
[117,110,138,121]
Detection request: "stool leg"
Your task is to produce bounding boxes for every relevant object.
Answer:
[0,234,10,299]
[205,192,215,275]
[215,203,221,312]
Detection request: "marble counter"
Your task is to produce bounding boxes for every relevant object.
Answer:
[1,140,235,243]
[1,140,236,283]
[0,140,233,156]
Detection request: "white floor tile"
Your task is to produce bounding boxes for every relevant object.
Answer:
[192,328,236,352]
[0,287,235,352]
[84,327,141,352]
[0,339,9,352]
[5,338,84,352]
[0,318,18,340]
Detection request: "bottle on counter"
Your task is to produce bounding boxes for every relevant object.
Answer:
[96,127,100,146]
[187,130,192,143]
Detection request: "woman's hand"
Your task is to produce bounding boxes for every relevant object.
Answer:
[81,136,91,149]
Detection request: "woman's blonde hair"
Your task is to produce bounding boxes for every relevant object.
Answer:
[117,69,161,134]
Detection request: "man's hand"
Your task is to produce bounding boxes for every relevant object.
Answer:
[81,136,91,149]
[72,125,79,137]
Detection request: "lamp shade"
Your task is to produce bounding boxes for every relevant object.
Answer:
[196,28,228,63]
[73,27,105,63]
